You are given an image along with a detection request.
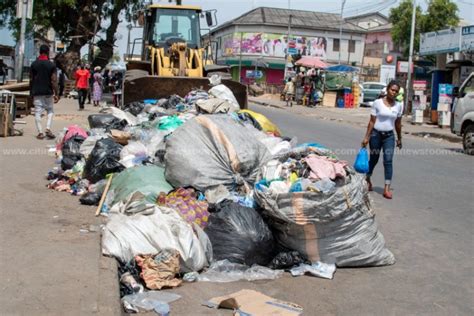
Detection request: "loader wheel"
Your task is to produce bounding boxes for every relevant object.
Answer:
[463,124,474,155]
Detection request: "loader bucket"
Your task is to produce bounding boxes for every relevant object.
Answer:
[123,71,248,109]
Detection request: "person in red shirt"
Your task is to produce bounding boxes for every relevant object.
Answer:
[75,64,90,110]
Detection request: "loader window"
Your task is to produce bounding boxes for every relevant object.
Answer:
[152,9,200,48]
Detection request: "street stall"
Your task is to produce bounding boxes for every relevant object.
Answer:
[44,75,395,314]
[324,64,361,108]
[293,57,328,106]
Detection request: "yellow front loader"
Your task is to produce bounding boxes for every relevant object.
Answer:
[123,4,247,108]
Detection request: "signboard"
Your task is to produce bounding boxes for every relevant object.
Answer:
[245,70,263,79]
[420,27,461,55]
[223,32,328,58]
[396,61,415,73]
[413,80,427,91]
[461,25,474,52]
[380,65,396,84]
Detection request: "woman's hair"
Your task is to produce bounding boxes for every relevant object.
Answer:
[387,80,400,90]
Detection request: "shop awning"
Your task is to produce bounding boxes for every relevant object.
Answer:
[326,64,359,72]
[295,56,328,69]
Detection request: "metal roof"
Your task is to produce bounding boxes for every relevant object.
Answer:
[211,7,366,34]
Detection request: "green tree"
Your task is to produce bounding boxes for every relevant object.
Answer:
[422,0,459,33]
[389,0,424,57]
[0,0,144,75]
[389,0,460,58]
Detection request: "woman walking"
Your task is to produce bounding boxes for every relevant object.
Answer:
[361,80,403,199]
[92,66,103,107]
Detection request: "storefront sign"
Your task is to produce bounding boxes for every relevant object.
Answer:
[420,27,461,55]
[461,25,474,52]
[246,70,263,79]
[413,80,427,91]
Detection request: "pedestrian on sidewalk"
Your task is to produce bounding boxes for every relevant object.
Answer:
[92,66,103,107]
[361,80,403,199]
[283,77,295,107]
[30,44,59,140]
[75,64,90,110]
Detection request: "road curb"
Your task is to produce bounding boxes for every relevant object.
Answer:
[98,255,122,315]
[250,99,462,143]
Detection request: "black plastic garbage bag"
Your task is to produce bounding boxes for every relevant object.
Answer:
[162,95,183,109]
[83,138,124,183]
[88,114,127,131]
[124,101,145,116]
[205,201,275,266]
[79,192,101,205]
[61,135,85,170]
[268,251,309,270]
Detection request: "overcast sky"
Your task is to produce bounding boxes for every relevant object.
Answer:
[1,0,473,58]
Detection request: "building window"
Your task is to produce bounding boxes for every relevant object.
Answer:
[349,40,356,53]
[333,39,340,52]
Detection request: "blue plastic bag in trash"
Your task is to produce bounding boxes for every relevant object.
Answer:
[353,148,369,173]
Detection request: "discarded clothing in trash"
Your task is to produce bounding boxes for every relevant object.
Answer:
[305,154,347,180]
[157,187,209,228]
[102,210,211,272]
[255,148,395,267]
[135,249,182,290]
[205,201,274,266]
[165,115,271,192]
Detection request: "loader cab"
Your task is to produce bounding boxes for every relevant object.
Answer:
[145,5,202,50]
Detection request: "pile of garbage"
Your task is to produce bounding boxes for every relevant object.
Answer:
[46,77,395,314]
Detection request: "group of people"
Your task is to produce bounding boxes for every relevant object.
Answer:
[282,69,324,107]
[74,64,104,109]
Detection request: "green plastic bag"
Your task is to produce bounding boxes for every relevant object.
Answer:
[158,115,183,131]
[109,165,173,204]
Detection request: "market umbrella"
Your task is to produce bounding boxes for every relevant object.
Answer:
[295,56,328,69]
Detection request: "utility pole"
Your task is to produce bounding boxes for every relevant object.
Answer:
[338,0,346,65]
[16,0,28,82]
[283,14,292,80]
[238,32,243,83]
[405,0,416,114]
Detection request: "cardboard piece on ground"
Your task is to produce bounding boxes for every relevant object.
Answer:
[204,289,303,316]
[110,129,131,145]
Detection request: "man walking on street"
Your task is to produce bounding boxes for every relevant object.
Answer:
[75,64,90,110]
[30,44,59,140]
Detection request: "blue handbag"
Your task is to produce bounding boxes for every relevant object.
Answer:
[354,148,369,173]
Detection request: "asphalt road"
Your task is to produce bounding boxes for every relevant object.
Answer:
[171,104,473,315]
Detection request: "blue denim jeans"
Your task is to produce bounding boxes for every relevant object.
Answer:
[367,129,395,184]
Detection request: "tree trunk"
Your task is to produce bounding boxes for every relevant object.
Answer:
[94,0,127,69]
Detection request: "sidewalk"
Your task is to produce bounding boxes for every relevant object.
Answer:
[249,95,462,143]
[0,97,121,315]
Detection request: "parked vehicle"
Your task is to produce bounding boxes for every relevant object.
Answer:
[451,72,474,155]
[361,82,386,107]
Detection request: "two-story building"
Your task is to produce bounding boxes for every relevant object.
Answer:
[209,7,367,86]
